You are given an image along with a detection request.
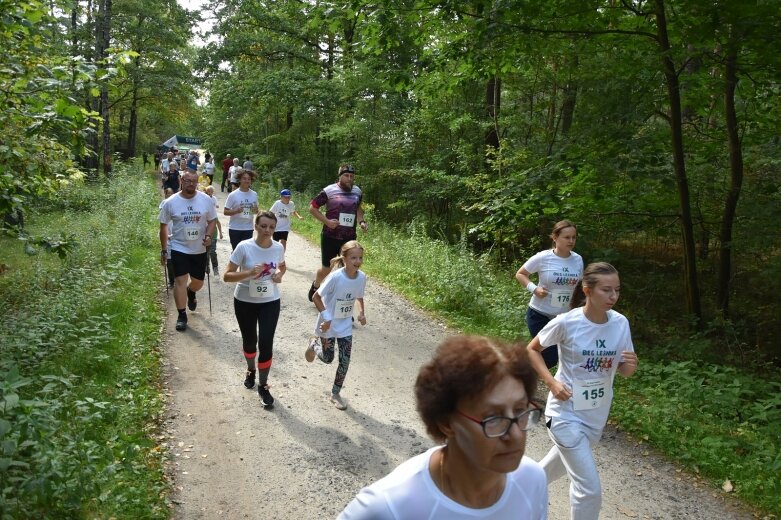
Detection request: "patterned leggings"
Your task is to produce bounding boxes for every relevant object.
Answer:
[314,336,353,395]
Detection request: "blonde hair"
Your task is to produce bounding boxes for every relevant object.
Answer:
[330,240,363,271]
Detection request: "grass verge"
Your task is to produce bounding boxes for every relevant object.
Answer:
[0,163,168,518]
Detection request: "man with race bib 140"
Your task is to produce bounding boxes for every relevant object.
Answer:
[159,169,218,332]
[307,163,367,301]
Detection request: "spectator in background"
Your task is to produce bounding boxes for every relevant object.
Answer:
[243,155,254,171]
[204,157,215,185]
[221,153,233,193]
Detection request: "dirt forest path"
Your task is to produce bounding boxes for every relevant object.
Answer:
[159,188,754,520]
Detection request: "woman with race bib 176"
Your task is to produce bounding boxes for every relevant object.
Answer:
[516,220,583,369]
[526,262,638,520]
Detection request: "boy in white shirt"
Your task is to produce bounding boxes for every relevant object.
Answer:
[269,189,303,250]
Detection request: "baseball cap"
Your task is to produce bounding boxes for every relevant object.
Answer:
[280,189,291,197]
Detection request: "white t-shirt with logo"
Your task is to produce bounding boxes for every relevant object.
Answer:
[338,446,547,520]
[314,267,366,338]
[538,307,634,430]
[229,239,285,303]
[158,191,217,255]
[269,200,296,232]
[225,189,258,231]
[522,249,583,317]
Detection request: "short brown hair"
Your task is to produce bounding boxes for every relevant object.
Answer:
[415,336,537,443]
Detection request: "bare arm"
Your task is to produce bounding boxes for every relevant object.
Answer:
[271,262,286,283]
[159,223,169,265]
[313,291,332,333]
[356,297,366,325]
[516,266,547,298]
[527,336,571,401]
[310,202,338,230]
[357,205,367,232]
[617,351,638,377]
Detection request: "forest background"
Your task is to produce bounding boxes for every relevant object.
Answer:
[1,0,779,517]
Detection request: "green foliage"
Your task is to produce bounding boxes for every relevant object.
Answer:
[612,360,781,514]
[0,164,168,518]
[0,0,92,227]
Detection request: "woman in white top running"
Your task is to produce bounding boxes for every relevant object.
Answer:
[223,211,285,408]
[224,169,259,251]
[527,262,638,520]
[338,335,548,520]
[516,219,583,369]
[304,240,367,410]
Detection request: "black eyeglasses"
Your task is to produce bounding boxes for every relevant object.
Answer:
[339,165,355,174]
[457,406,542,438]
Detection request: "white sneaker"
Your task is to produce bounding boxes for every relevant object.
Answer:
[305,337,318,362]
[331,393,347,410]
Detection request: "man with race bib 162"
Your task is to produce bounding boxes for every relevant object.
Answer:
[307,163,367,301]
[159,169,218,331]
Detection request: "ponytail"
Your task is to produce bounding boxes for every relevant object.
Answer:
[570,280,586,309]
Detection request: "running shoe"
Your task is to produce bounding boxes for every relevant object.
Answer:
[175,314,187,331]
[258,384,274,407]
[305,337,318,362]
[307,282,317,302]
[243,370,256,389]
[187,287,198,311]
[331,393,347,410]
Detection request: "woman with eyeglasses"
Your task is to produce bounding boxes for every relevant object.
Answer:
[527,262,638,520]
[338,335,547,519]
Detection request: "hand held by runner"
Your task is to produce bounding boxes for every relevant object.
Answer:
[357,313,367,326]
[271,271,283,283]
[618,350,639,376]
[326,218,339,230]
[534,285,548,298]
[548,379,572,401]
[319,320,332,333]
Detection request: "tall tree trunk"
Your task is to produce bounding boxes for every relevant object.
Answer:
[655,0,702,323]
[560,56,578,136]
[485,75,501,159]
[717,42,743,315]
[83,0,99,177]
[127,88,139,159]
[98,0,113,176]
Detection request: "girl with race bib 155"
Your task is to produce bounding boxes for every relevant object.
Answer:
[527,262,638,520]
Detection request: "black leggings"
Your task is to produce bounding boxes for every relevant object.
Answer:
[233,298,280,370]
